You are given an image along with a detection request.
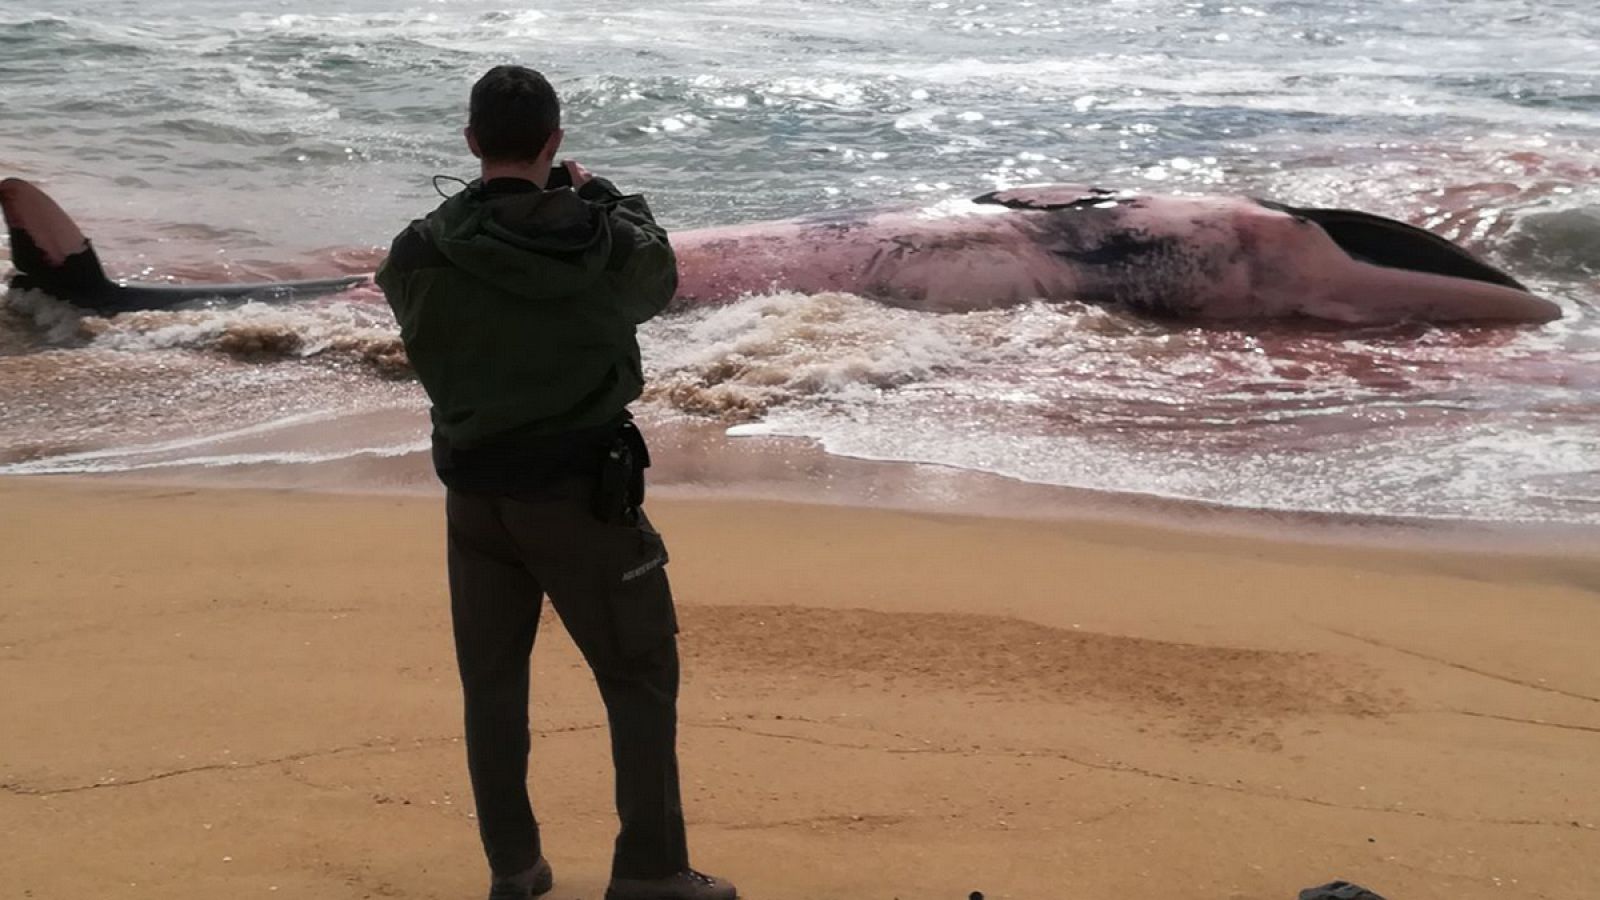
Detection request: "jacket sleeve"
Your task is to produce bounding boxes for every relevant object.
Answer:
[373,223,421,321]
[374,221,448,333]
[373,253,402,311]
[580,177,679,325]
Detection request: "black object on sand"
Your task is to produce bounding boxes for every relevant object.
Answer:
[1299,881,1388,900]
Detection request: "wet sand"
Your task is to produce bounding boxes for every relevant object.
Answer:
[1,476,1597,899]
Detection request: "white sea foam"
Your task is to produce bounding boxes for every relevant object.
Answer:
[0,441,429,476]
[2,289,89,345]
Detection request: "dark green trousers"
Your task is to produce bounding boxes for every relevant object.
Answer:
[445,479,686,880]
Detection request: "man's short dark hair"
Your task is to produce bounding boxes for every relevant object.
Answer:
[469,65,561,163]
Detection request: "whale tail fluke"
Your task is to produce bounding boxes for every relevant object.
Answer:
[1,177,124,310]
[2,177,367,311]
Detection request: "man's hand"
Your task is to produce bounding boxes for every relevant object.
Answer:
[562,160,593,189]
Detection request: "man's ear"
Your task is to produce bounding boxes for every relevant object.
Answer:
[465,126,483,160]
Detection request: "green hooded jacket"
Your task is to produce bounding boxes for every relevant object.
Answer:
[374,176,676,450]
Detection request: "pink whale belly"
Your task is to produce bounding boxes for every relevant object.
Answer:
[672,199,1270,316]
[669,194,1556,324]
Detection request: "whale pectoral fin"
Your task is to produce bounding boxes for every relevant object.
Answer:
[972,185,1116,211]
[1318,260,1561,324]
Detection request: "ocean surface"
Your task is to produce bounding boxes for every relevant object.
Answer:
[2,0,1598,525]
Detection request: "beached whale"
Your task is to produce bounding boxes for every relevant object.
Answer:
[1,176,1560,325]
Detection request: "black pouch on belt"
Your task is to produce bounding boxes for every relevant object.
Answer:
[594,419,652,524]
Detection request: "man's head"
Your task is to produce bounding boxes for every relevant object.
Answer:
[466,65,563,168]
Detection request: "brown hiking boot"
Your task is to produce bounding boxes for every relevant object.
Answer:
[487,857,554,900]
[605,869,737,900]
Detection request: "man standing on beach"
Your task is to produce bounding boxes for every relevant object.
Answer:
[374,65,736,900]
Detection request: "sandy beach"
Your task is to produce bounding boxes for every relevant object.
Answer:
[1,476,1597,899]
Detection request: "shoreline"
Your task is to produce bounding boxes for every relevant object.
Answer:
[11,470,1600,597]
[7,414,1598,568]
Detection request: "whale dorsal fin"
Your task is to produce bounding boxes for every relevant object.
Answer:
[972,185,1119,211]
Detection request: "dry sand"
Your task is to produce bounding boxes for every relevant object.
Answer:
[1,476,1597,899]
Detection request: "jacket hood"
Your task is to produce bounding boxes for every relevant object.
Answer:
[422,180,617,300]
